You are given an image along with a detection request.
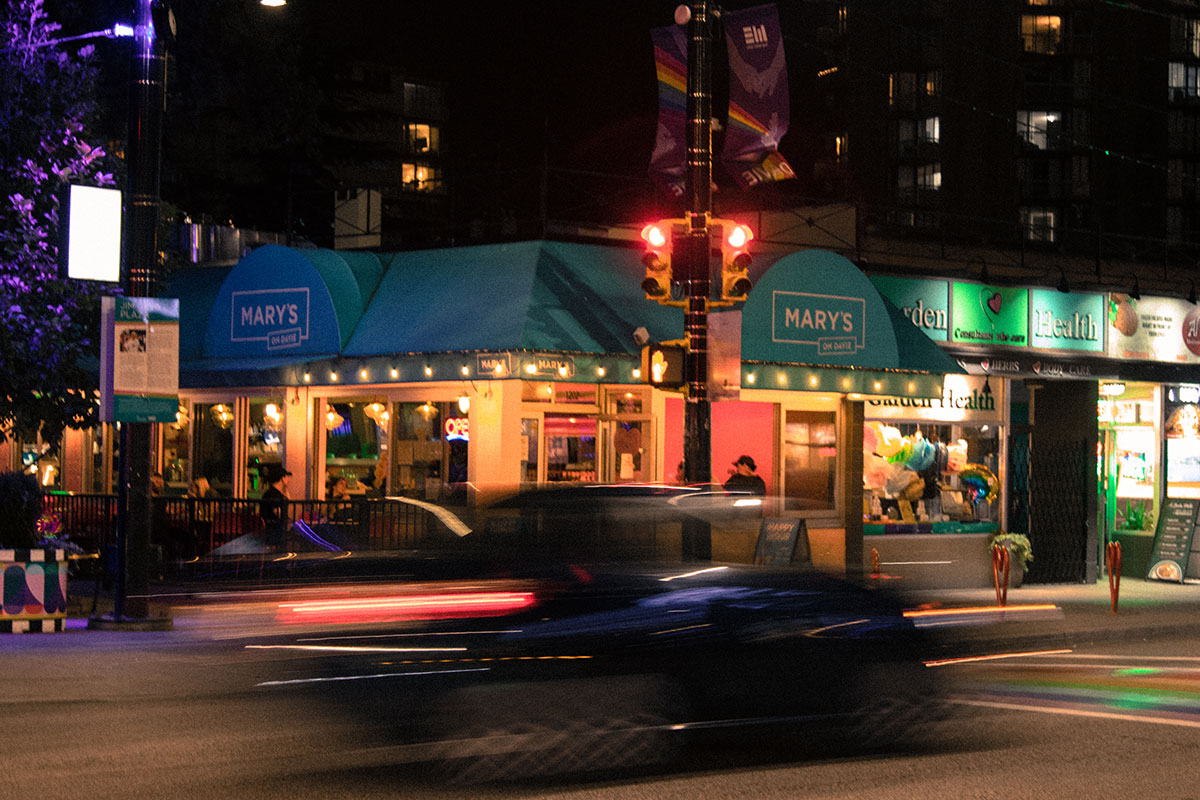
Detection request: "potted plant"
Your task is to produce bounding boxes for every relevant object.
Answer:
[987,532,1033,587]
[0,471,69,633]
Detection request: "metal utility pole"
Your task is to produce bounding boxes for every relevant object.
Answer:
[113,0,166,621]
[681,1,713,560]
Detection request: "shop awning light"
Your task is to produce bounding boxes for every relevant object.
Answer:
[632,368,642,380]
[424,365,433,377]
[745,372,756,384]
[302,372,311,383]
[390,367,399,379]
[329,371,338,382]
[360,368,369,380]
[596,366,606,377]
[460,365,470,376]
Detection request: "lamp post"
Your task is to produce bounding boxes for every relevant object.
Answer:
[112,0,167,622]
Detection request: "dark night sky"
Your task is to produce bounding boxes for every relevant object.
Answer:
[49,1,807,238]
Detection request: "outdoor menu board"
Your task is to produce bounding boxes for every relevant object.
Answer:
[754,518,810,566]
[1146,497,1199,582]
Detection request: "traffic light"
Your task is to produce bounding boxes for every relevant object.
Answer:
[718,220,754,301]
[640,341,687,389]
[640,221,673,300]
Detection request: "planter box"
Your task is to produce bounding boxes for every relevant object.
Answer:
[1,548,68,633]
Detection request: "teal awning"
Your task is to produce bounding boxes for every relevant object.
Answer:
[343,241,681,356]
[200,244,380,360]
[739,249,963,396]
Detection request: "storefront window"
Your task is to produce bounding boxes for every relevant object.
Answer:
[521,418,539,484]
[162,404,190,492]
[19,435,61,490]
[325,398,388,496]
[393,401,443,499]
[1100,382,1160,535]
[90,424,116,493]
[1166,383,1200,500]
[604,388,652,483]
[863,376,1004,526]
[246,398,285,497]
[545,414,596,482]
[194,403,234,496]
[783,410,837,511]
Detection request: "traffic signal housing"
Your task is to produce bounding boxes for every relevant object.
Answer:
[640,341,687,389]
[640,221,675,300]
[718,220,754,302]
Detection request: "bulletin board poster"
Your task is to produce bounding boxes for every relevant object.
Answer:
[100,297,180,423]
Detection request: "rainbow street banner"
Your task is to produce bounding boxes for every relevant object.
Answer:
[648,24,688,197]
[721,4,795,189]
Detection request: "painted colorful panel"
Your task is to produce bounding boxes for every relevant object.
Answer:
[0,550,68,621]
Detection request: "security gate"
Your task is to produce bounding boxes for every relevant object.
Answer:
[1008,433,1090,583]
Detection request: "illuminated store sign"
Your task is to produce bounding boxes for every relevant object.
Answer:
[950,283,1028,346]
[1107,294,1200,365]
[1029,289,1104,352]
[870,275,949,341]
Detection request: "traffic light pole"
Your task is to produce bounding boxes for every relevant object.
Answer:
[682,1,713,560]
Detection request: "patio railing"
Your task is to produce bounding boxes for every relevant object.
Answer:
[43,493,452,564]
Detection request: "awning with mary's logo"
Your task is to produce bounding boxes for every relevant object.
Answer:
[736,250,964,397]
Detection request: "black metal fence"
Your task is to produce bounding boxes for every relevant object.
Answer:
[44,494,446,564]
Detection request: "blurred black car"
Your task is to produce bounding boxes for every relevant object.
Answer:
[244,486,943,782]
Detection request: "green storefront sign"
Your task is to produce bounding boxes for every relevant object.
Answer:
[950,283,1029,346]
[1029,289,1104,352]
[869,275,949,342]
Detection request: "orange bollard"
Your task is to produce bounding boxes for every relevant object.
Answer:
[871,548,880,577]
[1106,540,1122,614]
[992,544,1010,607]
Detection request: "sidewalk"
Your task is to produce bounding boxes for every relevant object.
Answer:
[897,576,1200,654]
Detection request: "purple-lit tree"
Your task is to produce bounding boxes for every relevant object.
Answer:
[0,0,117,453]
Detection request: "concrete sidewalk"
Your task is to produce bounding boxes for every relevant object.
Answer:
[898,576,1200,652]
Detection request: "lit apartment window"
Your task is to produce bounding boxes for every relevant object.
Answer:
[923,70,942,97]
[918,163,941,190]
[1017,110,1061,149]
[401,163,442,192]
[1026,0,1051,5]
[837,4,847,35]
[1171,17,1200,57]
[922,116,940,143]
[406,123,440,153]
[1021,206,1056,242]
[1170,62,1200,101]
[1021,15,1062,54]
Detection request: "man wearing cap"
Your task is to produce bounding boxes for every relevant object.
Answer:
[258,464,292,551]
[724,455,766,495]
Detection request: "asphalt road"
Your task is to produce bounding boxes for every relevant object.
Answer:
[3,621,1198,799]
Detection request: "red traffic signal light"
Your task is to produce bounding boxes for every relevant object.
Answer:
[719,221,754,301]
[640,222,673,299]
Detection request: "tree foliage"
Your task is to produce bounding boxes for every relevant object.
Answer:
[0,0,117,451]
